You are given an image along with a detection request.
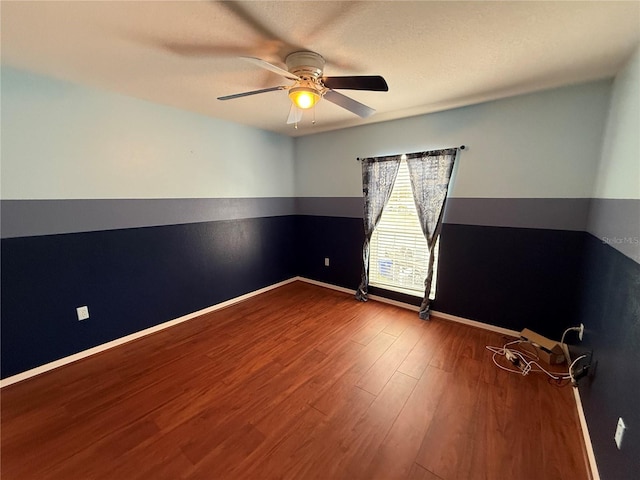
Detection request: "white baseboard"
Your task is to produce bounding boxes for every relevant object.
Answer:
[573,381,600,480]
[1,275,516,389]
[295,276,355,295]
[295,276,519,337]
[0,277,298,388]
[298,277,599,476]
[2,275,599,479]
[428,310,519,337]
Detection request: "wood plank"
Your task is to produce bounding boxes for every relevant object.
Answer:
[407,463,444,480]
[425,320,459,371]
[465,378,514,480]
[181,421,267,479]
[539,377,592,479]
[230,405,329,480]
[356,322,425,395]
[93,427,196,480]
[381,306,417,336]
[415,356,483,479]
[0,281,590,480]
[35,419,163,479]
[397,318,448,379]
[502,373,545,478]
[310,331,396,415]
[349,307,395,345]
[339,372,418,478]
[365,366,450,479]
[295,371,418,480]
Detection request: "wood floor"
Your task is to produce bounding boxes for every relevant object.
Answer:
[1,281,590,480]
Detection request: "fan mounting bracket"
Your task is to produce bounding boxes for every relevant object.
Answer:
[285,51,325,80]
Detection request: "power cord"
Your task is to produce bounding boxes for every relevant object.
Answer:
[560,325,591,385]
[560,326,582,360]
[485,339,588,383]
[568,354,589,385]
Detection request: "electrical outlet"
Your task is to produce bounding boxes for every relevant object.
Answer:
[76,306,89,321]
[579,323,584,341]
[614,417,626,449]
[324,257,330,267]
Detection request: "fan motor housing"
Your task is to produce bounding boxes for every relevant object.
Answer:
[286,51,325,79]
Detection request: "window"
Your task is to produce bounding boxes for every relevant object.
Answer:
[369,158,438,299]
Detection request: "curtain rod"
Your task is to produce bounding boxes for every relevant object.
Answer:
[356,145,466,161]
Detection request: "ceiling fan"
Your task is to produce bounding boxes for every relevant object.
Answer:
[217,51,388,126]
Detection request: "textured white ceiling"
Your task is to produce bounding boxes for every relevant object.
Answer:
[2,1,639,137]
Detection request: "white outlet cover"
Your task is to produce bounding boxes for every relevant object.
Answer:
[76,306,89,321]
[614,417,626,449]
[324,257,330,266]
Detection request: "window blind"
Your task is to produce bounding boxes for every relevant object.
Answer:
[369,158,438,298]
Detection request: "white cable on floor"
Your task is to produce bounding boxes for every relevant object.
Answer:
[485,339,587,381]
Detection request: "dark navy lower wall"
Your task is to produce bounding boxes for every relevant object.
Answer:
[0,212,592,379]
[577,234,640,479]
[436,224,586,337]
[296,215,364,290]
[4,198,636,478]
[1,216,296,378]
[295,215,586,336]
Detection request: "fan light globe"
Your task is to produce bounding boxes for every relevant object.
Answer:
[289,87,320,109]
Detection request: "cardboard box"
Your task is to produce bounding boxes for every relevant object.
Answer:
[519,328,565,365]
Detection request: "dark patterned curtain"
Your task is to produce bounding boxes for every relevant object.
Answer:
[406,148,458,319]
[355,156,401,301]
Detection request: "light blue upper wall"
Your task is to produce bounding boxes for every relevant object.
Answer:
[1,67,295,200]
[294,81,612,199]
[2,66,613,204]
[592,45,640,200]
[588,45,640,262]
[2,67,624,236]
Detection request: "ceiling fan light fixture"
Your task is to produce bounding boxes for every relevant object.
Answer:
[289,86,321,109]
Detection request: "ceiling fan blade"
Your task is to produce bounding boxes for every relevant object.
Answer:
[123,30,263,58]
[323,90,376,118]
[322,76,388,91]
[218,1,284,46]
[157,42,253,57]
[241,57,299,81]
[217,86,286,101]
[287,105,303,125]
[217,1,307,60]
